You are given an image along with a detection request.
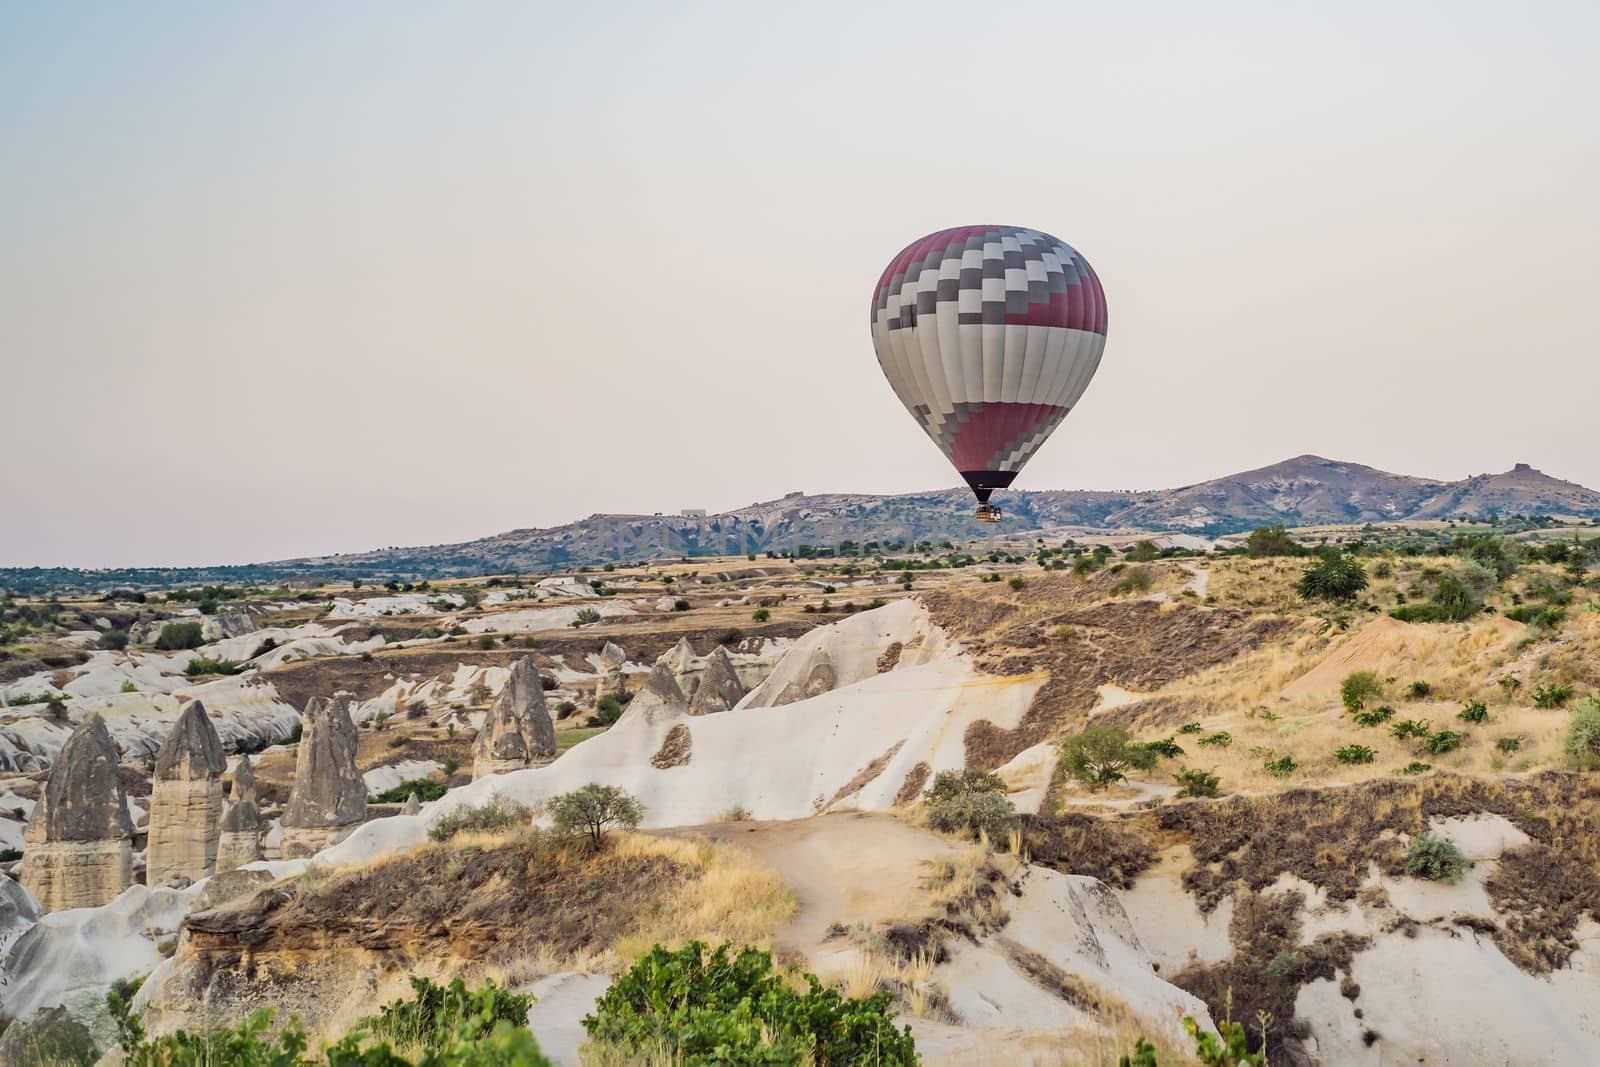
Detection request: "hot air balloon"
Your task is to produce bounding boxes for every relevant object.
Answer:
[870,225,1107,522]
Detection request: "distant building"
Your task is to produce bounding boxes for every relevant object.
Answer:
[681,509,707,518]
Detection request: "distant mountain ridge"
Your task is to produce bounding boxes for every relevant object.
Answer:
[5,456,1598,591]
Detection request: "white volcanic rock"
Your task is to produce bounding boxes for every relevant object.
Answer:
[281,693,365,857]
[145,701,228,886]
[19,714,134,913]
[472,657,556,778]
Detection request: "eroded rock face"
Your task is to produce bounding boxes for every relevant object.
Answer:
[216,756,262,872]
[619,664,688,725]
[401,793,421,816]
[146,701,228,885]
[595,641,629,700]
[19,713,133,912]
[201,612,257,642]
[656,637,701,697]
[775,646,837,706]
[282,693,365,858]
[472,657,556,779]
[689,646,746,715]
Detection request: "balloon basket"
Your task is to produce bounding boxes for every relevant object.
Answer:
[975,504,1002,523]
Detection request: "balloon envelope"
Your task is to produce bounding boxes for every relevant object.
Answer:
[870,225,1107,502]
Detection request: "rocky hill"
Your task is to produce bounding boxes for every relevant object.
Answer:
[5,457,1598,592]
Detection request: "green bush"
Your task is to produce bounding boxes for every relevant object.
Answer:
[1406,681,1433,699]
[1399,761,1433,775]
[752,608,771,623]
[587,693,624,727]
[1334,744,1375,765]
[155,621,204,651]
[1495,736,1523,754]
[583,941,916,1066]
[185,656,241,677]
[1057,725,1159,791]
[428,796,531,843]
[372,779,447,804]
[1298,553,1369,603]
[672,599,690,612]
[1174,767,1221,798]
[1177,722,1205,735]
[1197,731,1233,748]
[1391,718,1431,740]
[1263,755,1298,778]
[1245,524,1300,558]
[1457,701,1488,723]
[1404,832,1470,883]
[1141,737,1185,759]
[361,976,532,1051]
[1422,730,1464,755]
[547,784,643,847]
[1111,567,1153,596]
[1353,705,1395,728]
[922,769,1018,843]
[1534,683,1576,709]
[100,628,130,651]
[1563,699,1600,770]
[1340,670,1384,712]
[572,608,601,627]
[1007,575,1026,591]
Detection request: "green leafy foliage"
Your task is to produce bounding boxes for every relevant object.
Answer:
[583,941,917,1066]
[1398,761,1433,775]
[1297,552,1369,604]
[372,780,447,804]
[1197,731,1233,748]
[1177,722,1205,735]
[1534,683,1576,709]
[1245,524,1300,558]
[1406,681,1433,699]
[1422,730,1464,755]
[1404,832,1470,883]
[1185,1016,1265,1067]
[1340,670,1384,712]
[1263,754,1298,778]
[1334,744,1375,765]
[1495,736,1523,754]
[1456,701,1488,724]
[185,656,242,677]
[546,784,643,846]
[1141,737,1185,759]
[586,693,623,727]
[428,796,531,843]
[1390,719,1431,740]
[1057,725,1159,791]
[1352,705,1395,728]
[360,976,532,1051]
[922,769,1018,843]
[155,621,204,651]
[1563,698,1600,771]
[1174,767,1221,798]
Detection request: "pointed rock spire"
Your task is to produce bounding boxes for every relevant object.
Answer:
[689,646,746,715]
[595,641,629,699]
[401,792,421,816]
[656,637,701,696]
[473,657,556,779]
[19,713,133,912]
[282,692,366,857]
[621,663,688,725]
[146,700,229,885]
[216,756,263,872]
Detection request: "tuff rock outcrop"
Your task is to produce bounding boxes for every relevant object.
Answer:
[473,657,557,779]
[145,700,227,885]
[201,611,257,642]
[216,756,263,872]
[18,713,133,912]
[401,792,421,816]
[689,646,746,715]
[619,664,688,725]
[656,637,701,697]
[775,645,837,706]
[281,693,366,858]
[595,641,628,700]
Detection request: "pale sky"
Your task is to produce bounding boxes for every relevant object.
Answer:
[3,2,1598,567]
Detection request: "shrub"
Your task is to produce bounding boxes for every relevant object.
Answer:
[1057,725,1159,791]
[1495,736,1523,754]
[1404,833,1470,883]
[573,608,601,627]
[1298,553,1369,603]
[752,608,771,623]
[372,779,447,804]
[1534,682,1575,709]
[184,656,241,677]
[250,637,279,659]
[121,680,138,694]
[587,693,624,728]
[922,769,1018,843]
[547,784,643,847]
[1399,761,1433,775]
[1174,767,1221,798]
[1563,699,1600,770]
[100,628,130,651]
[1007,575,1026,591]
[1197,731,1233,748]
[1391,718,1431,740]
[1353,705,1395,727]
[1177,722,1205,735]
[1457,701,1488,723]
[476,635,496,650]
[583,941,916,1066]
[1341,670,1384,712]
[1422,729,1464,755]
[1335,744,1375,765]
[361,975,533,1051]
[1245,524,1300,558]
[1141,737,1185,759]
[1111,567,1154,597]
[428,796,531,842]
[154,621,204,651]
[1406,680,1433,699]
[1263,755,1298,778]
[672,599,691,612]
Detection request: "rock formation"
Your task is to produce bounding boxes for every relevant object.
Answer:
[401,792,421,816]
[656,637,701,697]
[472,657,557,779]
[18,713,133,912]
[281,693,366,858]
[775,645,837,706]
[689,646,746,714]
[216,756,262,872]
[145,700,228,885]
[619,664,688,725]
[201,611,257,642]
[595,641,628,700]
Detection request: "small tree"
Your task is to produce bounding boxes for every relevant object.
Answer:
[1297,552,1369,603]
[1245,524,1299,557]
[1404,833,1470,883]
[1563,698,1600,770]
[922,769,1018,843]
[548,784,643,847]
[1340,670,1384,712]
[1057,725,1158,791]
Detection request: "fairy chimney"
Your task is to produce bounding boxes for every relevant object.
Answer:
[281,693,366,858]
[689,646,747,715]
[620,663,688,725]
[145,700,228,885]
[215,755,263,872]
[19,713,133,912]
[473,657,557,779]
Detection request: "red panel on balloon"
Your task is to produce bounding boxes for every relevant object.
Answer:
[948,403,1066,473]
